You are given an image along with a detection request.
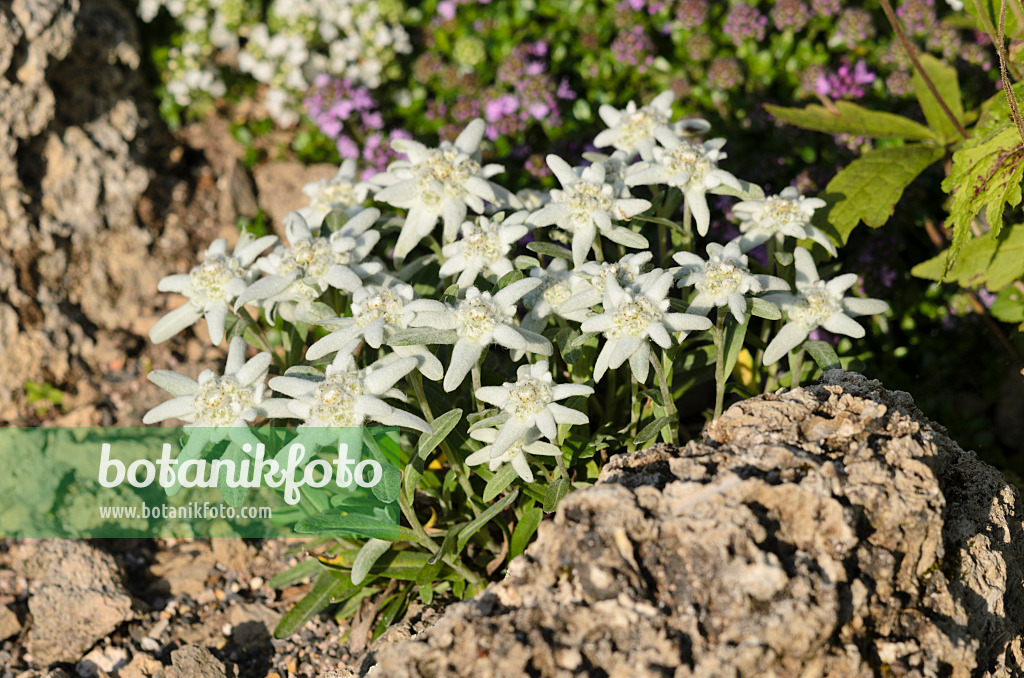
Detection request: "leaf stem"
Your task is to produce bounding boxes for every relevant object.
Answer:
[650,351,679,445]
[879,0,968,140]
[997,0,1024,145]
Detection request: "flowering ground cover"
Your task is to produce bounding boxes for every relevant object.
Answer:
[131,0,1024,640]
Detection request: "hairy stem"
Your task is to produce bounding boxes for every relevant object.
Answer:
[998,0,1024,145]
[713,307,727,419]
[650,351,679,445]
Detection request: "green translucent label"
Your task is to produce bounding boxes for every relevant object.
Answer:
[0,427,401,538]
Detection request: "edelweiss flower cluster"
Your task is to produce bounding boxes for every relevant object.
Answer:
[147,91,889,486]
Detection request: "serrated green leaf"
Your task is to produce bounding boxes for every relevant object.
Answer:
[911,224,1024,289]
[765,102,937,142]
[633,416,673,445]
[804,340,842,371]
[942,122,1024,272]
[912,54,965,144]
[509,504,543,560]
[824,144,945,243]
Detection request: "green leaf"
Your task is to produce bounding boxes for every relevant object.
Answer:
[268,557,320,589]
[911,224,1024,289]
[492,269,524,292]
[509,504,543,560]
[711,177,765,201]
[482,462,518,502]
[965,0,1023,40]
[723,316,749,377]
[417,409,462,461]
[823,144,945,243]
[804,340,842,371]
[749,297,781,320]
[457,489,519,552]
[273,570,356,638]
[526,241,573,260]
[605,227,649,249]
[765,101,937,142]
[387,327,458,346]
[633,416,673,445]
[542,478,571,513]
[991,285,1024,322]
[351,539,392,585]
[912,54,965,144]
[942,122,1024,271]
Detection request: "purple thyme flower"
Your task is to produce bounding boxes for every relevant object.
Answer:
[723,3,768,45]
[832,8,875,49]
[674,0,708,29]
[815,60,876,100]
[770,0,810,32]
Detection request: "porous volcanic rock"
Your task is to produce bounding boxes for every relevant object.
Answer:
[359,371,1024,677]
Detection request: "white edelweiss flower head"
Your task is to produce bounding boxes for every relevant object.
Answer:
[373,119,519,260]
[733,186,835,256]
[266,354,431,432]
[150,233,278,345]
[581,271,712,383]
[559,252,655,315]
[593,90,711,162]
[673,240,788,323]
[466,426,561,483]
[761,248,889,365]
[521,259,589,332]
[527,155,651,267]
[474,359,593,459]
[143,337,276,427]
[298,158,372,228]
[439,213,529,289]
[626,128,743,237]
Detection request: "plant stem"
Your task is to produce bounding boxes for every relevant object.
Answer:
[411,372,434,423]
[398,491,482,586]
[997,0,1024,145]
[713,307,728,419]
[879,0,968,140]
[649,351,679,445]
[790,348,805,390]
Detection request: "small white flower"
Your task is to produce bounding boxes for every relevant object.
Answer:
[559,252,654,315]
[411,279,552,391]
[593,90,710,161]
[761,248,889,365]
[306,280,445,380]
[733,187,835,256]
[673,240,788,323]
[235,209,382,323]
[298,158,372,228]
[143,337,275,427]
[528,155,651,267]
[439,213,529,289]
[151,233,277,345]
[475,360,593,459]
[626,127,742,237]
[466,427,561,483]
[581,271,712,382]
[373,119,516,260]
[521,259,589,333]
[266,353,431,432]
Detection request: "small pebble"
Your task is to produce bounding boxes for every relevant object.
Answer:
[140,637,160,652]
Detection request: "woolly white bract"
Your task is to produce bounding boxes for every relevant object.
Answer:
[733,187,835,257]
[673,240,787,323]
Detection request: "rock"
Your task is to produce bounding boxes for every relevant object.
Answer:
[161,645,236,678]
[15,541,133,666]
[226,603,280,651]
[359,371,1024,677]
[118,653,162,678]
[211,538,256,574]
[150,542,217,598]
[0,604,20,641]
[253,162,335,232]
[77,647,128,676]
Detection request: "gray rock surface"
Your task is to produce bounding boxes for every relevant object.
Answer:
[159,645,237,678]
[14,541,133,666]
[360,371,1024,677]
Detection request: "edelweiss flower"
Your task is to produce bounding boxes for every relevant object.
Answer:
[151,233,277,345]
[373,119,515,260]
[581,271,712,382]
[298,158,373,228]
[559,252,654,315]
[143,337,275,427]
[306,280,445,380]
[521,259,589,333]
[235,209,382,323]
[528,155,651,266]
[475,361,592,458]
[733,186,835,256]
[466,427,561,483]
[626,127,742,237]
[411,279,552,391]
[266,353,431,432]
[673,240,788,322]
[593,90,710,161]
[761,248,889,365]
[439,213,529,289]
